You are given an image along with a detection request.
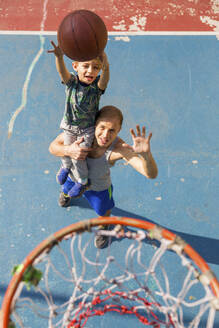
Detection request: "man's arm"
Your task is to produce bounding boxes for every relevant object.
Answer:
[49,133,91,160]
[112,125,158,179]
[98,52,110,91]
[47,41,71,84]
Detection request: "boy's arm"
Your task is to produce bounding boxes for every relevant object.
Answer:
[98,52,110,91]
[111,126,158,179]
[48,41,71,84]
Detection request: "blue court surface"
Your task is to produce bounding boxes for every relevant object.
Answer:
[0,34,219,326]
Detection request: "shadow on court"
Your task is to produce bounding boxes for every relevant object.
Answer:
[66,198,219,266]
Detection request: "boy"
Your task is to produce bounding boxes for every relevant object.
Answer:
[48,41,110,197]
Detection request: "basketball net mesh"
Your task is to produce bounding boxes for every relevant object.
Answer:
[1,217,219,328]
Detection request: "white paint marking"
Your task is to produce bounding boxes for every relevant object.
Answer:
[113,20,126,31]
[200,16,219,39]
[187,64,192,90]
[129,15,147,31]
[7,0,49,138]
[200,0,219,39]
[0,31,218,36]
[114,36,130,42]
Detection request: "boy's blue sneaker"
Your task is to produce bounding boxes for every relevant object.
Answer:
[68,181,90,198]
[56,168,70,185]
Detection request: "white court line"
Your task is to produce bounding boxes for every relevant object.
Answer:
[7,0,49,139]
[0,30,218,36]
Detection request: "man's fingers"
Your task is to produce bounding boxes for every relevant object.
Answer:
[80,147,92,152]
[130,128,136,138]
[75,138,92,151]
[77,154,87,160]
[131,126,147,138]
[148,132,152,141]
[75,137,84,144]
[136,125,141,136]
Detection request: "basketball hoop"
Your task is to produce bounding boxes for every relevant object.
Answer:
[1,217,219,327]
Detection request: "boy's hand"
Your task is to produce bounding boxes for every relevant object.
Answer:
[98,51,110,90]
[47,40,63,58]
[100,52,109,71]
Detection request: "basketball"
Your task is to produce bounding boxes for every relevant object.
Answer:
[57,10,108,61]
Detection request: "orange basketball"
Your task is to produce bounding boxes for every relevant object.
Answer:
[57,10,108,61]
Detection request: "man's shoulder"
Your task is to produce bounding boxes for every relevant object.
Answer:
[111,137,136,163]
[112,137,123,149]
[113,137,131,152]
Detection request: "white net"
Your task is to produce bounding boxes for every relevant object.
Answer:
[1,218,219,328]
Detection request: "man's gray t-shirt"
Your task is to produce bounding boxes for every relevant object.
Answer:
[69,138,119,191]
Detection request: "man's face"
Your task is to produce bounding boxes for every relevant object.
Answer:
[95,117,121,148]
[73,59,102,84]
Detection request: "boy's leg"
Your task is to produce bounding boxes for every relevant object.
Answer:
[68,127,94,197]
[58,177,75,207]
[57,131,76,185]
[68,159,90,197]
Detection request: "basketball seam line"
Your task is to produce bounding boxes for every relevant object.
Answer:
[70,15,82,58]
[79,12,99,54]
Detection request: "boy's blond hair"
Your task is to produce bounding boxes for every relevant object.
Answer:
[73,56,103,68]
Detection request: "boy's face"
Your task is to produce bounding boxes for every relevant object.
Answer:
[72,59,102,84]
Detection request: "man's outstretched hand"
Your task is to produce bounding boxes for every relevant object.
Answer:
[122,125,152,155]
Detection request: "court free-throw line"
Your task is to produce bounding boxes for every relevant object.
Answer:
[8,0,48,139]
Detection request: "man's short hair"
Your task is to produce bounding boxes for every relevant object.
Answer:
[96,106,123,127]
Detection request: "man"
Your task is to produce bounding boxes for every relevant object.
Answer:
[49,105,158,248]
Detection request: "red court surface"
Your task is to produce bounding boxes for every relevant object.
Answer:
[0,0,219,32]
